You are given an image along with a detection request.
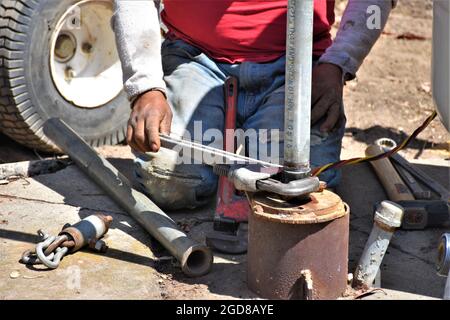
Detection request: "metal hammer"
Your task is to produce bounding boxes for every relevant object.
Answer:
[365,145,450,230]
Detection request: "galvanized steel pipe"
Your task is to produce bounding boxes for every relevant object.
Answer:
[353,201,404,289]
[43,118,213,277]
[283,0,314,180]
[444,274,450,300]
[437,233,450,299]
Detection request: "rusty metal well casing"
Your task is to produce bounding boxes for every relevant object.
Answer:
[247,189,349,300]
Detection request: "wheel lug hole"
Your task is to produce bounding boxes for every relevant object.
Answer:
[55,33,77,62]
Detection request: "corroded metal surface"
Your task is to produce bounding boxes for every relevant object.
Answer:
[247,190,349,300]
[251,189,347,224]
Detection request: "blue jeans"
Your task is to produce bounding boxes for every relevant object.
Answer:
[134,39,346,210]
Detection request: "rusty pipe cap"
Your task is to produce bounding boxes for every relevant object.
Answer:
[374,201,404,229]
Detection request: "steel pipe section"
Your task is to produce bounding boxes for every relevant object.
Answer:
[43,118,213,277]
[283,0,314,180]
[437,233,450,299]
[353,201,404,289]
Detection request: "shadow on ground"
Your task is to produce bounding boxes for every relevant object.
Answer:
[345,126,449,159]
[0,133,41,164]
[12,155,253,299]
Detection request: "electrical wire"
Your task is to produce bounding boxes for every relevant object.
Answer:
[311,110,438,177]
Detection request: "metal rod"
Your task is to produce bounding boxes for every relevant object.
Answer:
[283,0,314,180]
[43,118,213,277]
[353,201,404,289]
[159,133,282,169]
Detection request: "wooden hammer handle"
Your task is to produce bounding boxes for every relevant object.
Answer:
[365,145,415,202]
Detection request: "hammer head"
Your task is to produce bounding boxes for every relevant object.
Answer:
[398,200,450,230]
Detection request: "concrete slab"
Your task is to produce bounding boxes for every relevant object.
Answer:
[0,164,254,300]
[0,198,162,299]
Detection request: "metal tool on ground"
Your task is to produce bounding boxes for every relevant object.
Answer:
[396,200,449,229]
[375,137,449,201]
[390,153,450,203]
[353,201,404,289]
[159,134,321,197]
[396,165,431,200]
[365,144,450,229]
[437,233,450,299]
[206,76,251,254]
[43,118,213,277]
[21,213,112,269]
[366,144,415,202]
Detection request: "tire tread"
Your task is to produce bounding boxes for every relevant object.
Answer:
[0,0,124,152]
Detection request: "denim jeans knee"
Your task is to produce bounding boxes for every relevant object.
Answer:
[134,149,218,210]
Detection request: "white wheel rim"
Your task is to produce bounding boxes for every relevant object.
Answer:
[50,0,123,109]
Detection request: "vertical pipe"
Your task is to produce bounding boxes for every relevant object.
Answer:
[284,0,314,181]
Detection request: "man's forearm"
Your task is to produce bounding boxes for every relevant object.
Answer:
[319,0,397,81]
[112,0,165,103]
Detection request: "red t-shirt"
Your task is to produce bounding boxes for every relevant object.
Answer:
[161,0,335,63]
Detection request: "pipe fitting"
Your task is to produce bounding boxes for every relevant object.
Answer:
[60,213,113,252]
[374,200,404,230]
[353,201,404,289]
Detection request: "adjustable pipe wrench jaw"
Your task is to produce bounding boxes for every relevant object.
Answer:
[215,163,321,198]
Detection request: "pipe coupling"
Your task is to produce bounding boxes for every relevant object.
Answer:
[374,201,404,229]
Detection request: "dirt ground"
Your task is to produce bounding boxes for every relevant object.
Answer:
[337,0,449,162]
[0,0,449,300]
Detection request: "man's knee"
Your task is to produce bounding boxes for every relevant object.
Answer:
[133,148,218,210]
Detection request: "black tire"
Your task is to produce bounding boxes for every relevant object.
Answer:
[0,0,128,152]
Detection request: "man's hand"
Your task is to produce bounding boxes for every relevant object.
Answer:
[127,90,173,153]
[311,63,345,132]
